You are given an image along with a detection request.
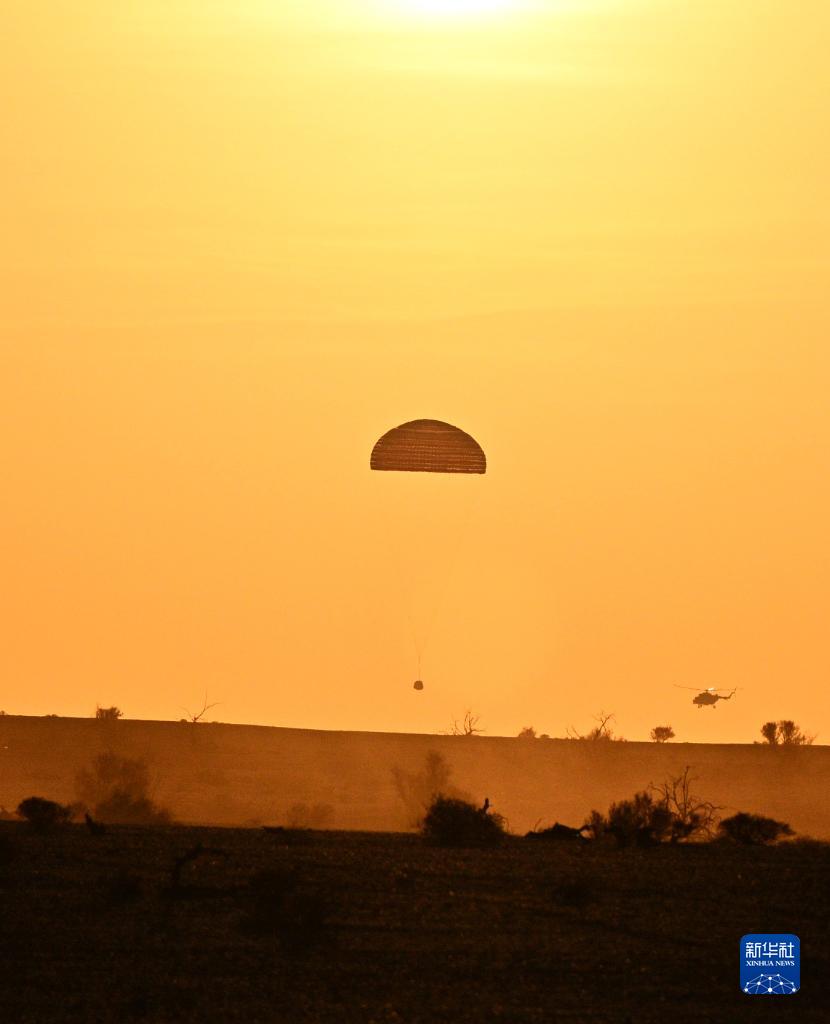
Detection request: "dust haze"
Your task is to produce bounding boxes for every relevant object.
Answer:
[2,715,827,838]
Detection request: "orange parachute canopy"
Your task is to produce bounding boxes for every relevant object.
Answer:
[370,419,486,474]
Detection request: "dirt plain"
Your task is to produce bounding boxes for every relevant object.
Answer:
[1,716,829,838]
[0,822,827,1023]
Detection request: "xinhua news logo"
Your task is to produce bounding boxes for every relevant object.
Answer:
[740,934,800,994]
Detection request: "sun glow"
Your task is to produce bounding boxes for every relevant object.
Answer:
[397,0,519,18]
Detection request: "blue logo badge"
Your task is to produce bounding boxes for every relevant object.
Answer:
[740,934,800,994]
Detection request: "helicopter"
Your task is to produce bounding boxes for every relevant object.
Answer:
[675,686,738,708]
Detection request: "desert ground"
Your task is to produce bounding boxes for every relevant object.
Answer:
[2,716,829,838]
[0,822,827,1023]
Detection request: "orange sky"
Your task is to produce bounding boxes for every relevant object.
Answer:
[1,0,828,743]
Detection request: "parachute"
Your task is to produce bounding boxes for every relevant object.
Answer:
[370,419,486,691]
[370,419,486,475]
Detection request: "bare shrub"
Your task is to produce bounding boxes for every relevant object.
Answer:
[588,769,718,847]
[719,812,794,845]
[392,750,471,829]
[778,720,813,745]
[16,796,73,830]
[649,767,719,842]
[583,809,607,842]
[447,711,484,736]
[759,720,815,746]
[421,795,506,847]
[604,791,673,847]
[76,752,171,825]
[285,802,334,830]
[179,691,221,723]
[568,711,625,742]
[650,725,675,743]
[95,706,122,721]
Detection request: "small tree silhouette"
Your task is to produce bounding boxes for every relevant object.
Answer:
[421,795,506,847]
[719,812,794,845]
[17,796,73,830]
[587,768,718,845]
[650,766,719,841]
[759,720,814,746]
[517,726,537,739]
[650,725,675,743]
[448,711,483,736]
[777,720,814,744]
[180,691,221,723]
[603,791,672,847]
[760,721,778,745]
[568,711,622,741]
[95,705,122,721]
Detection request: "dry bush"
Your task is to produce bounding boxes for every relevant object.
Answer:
[179,692,221,723]
[392,750,471,829]
[650,725,675,743]
[583,809,607,842]
[649,767,719,842]
[76,752,171,825]
[759,720,815,746]
[16,796,73,830]
[95,705,123,721]
[588,769,718,846]
[421,795,506,848]
[718,812,794,845]
[605,791,672,847]
[568,711,625,742]
[447,711,484,736]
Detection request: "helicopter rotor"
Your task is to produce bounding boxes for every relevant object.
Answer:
[673,685,740,693]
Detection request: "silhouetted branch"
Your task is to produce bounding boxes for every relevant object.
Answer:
[180,691,221,723]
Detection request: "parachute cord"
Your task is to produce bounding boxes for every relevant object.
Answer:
[372,479,427,680]
[372,475,482,684]
[414,488,480,673]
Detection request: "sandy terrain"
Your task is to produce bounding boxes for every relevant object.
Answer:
[1,716,828,838]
